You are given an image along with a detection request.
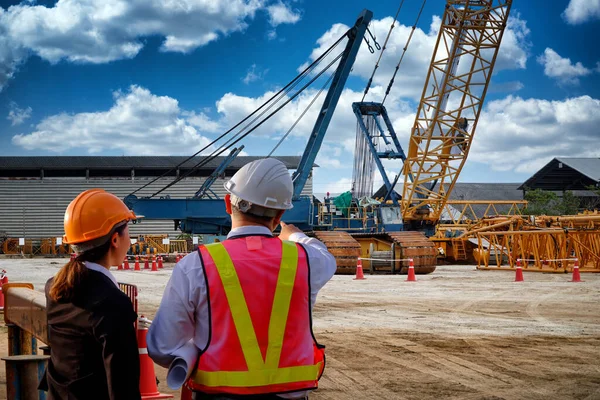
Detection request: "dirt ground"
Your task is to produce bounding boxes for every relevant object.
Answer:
[0,258,599,399]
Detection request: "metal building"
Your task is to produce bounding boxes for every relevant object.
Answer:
[0,156,313,239]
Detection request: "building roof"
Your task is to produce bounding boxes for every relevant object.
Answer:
[0,156,313,178]
[519,158,600,190]
[0,156,307,170]
[373,182,524,220]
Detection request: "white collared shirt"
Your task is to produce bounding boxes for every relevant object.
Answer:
[147,225,337,397]
[84,261,118,288]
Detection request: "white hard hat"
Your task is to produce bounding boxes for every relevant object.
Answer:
[224,158,294,214]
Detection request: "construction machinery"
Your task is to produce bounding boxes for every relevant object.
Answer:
[124,1,514,275]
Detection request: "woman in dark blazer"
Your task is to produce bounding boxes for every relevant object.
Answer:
[40,189,141,400]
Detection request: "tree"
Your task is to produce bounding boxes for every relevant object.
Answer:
[558,190,580,215]
[580,185,600,210]
[524,188,560,215]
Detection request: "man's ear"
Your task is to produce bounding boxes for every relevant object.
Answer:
[225,194,232,215]
[273,210,285,228]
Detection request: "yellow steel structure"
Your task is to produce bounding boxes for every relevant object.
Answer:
[402,0,513,223]
[458,214,600,272]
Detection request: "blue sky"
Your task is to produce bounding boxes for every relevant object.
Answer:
[1,0,599,195]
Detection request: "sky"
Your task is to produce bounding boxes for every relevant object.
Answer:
[0,0,599,197]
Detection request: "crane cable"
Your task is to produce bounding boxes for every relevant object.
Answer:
[128,29,348,198]
[382,0,427,106]
[151,51,345,197]
[361,0,406,102]
[268,72,335,157]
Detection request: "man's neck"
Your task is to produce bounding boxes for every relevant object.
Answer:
[231,220,273,231]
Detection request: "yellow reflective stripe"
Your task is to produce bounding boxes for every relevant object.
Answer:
[205,243,264,370]
[265,241,298,369]
[194,363,322,388]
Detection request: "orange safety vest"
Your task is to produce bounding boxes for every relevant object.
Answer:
[187,236,325,396]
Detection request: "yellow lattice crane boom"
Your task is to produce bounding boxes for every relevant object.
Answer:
[402,0,513,223]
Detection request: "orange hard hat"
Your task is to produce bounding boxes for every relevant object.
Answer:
[63,189,136,245]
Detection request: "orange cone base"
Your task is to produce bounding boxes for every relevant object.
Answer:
[353,268,366,280]
[515,267,524,282]
[406,267,416,282]
[142,393,173,400]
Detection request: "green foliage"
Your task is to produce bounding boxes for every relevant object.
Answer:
[557,190,580,215]
[524,188,559,215]
[523,187,580,215]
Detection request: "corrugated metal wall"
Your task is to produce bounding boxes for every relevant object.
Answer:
[0,177,313,238]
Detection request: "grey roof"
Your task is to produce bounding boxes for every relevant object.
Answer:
[555,158,600,182]
[0,156,312,171]
[446,183,523,201]
[374,182,524,201]
[374,182,524,220]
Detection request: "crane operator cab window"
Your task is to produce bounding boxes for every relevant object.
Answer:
[380,206,402,225]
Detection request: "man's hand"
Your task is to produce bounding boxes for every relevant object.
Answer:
[279,221,303,241]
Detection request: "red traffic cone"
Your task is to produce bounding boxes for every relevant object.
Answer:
[175,254,181,263]
[144,256,150,270]
[0,270,7,311]
[151,256,158,272]
[158,256,163,269]
[124,257,130,270]
[137,318,173,399]
[515,259,524,282]
[406,259,416,282]
[118,260,123,270]
[354,259,366,280]
[571,259,582,282]
[134,256,141,271]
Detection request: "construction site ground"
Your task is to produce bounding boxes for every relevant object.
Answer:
[0,258,599,399]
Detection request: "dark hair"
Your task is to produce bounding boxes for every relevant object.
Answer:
[49,224,127,302]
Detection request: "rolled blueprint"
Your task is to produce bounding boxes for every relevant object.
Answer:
[166,340,199,389]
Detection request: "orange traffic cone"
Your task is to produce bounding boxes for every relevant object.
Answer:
[144,256,150,270]
[0,270,7,311]
[137,317,173,399]
[124,256,130,270]
[515,259,524,282]
[354,259,366,280]
[406,259,416,281]
[158,256,163,269]
[151,256,158,272]
[571,259,582,282]
[134,256,141,271]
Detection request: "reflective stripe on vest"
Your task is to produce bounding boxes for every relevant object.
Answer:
[192,240,322,388]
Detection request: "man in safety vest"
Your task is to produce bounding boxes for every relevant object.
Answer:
[147,158,337,399]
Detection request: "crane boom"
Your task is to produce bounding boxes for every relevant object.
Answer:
[402,0,513,223]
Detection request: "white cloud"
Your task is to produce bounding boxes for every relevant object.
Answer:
[12,85,214,155]
[267,1,301,27]
[267,30,277,40]
[563,0,600,24]
[471,95,600,173]
[300,14,530,101]
[489,81,524,94]
[0,0,266,90]
[7,102,32,126]
[242,64,269,84]
[537,48,592,85]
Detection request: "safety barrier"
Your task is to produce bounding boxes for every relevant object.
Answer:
[1,281,145,399]
[0,235,196,257]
